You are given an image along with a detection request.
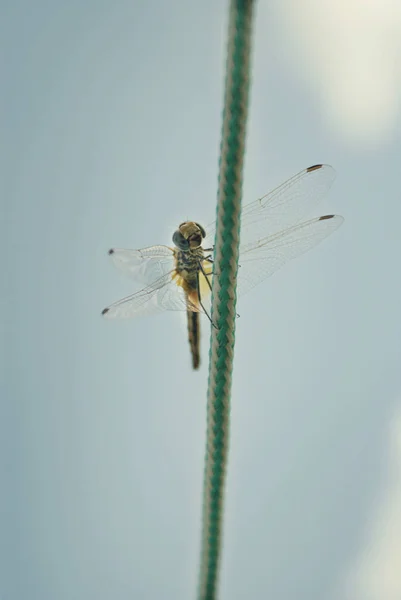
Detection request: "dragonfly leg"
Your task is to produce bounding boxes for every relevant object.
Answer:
[200,259,240,319]
[196,270,217,329]
[199,259,213,293]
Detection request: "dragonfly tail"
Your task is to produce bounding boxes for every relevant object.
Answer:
[187,310,200,370]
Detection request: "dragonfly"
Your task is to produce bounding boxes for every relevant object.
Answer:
[102,164,343,369]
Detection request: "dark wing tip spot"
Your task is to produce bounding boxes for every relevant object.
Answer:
[307,164,323,172]
[102,307,110,315]
[319,214,335,221]
[108,248,114,255]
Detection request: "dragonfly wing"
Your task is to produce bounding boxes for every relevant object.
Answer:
[108,245,175,286]
[102,271,202,319]
[203,164,336,249]
[236,214,344,298]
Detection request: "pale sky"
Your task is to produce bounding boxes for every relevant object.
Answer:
[3,1,401,599]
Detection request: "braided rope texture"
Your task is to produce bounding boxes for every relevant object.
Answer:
[198,2,255,599]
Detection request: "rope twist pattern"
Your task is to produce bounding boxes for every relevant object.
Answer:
[198,2,255,598]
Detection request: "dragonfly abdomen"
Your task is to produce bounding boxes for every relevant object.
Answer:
[175,248,205,369]
[187,310,200,370]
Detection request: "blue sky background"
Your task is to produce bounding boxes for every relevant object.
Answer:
[3,1,401,599]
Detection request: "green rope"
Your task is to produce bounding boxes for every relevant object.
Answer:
[198,2,255,599]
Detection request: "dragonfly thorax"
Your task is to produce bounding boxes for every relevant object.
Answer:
[175,246,205,288]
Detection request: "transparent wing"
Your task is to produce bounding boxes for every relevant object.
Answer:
[108,245,175,286]
[203,164,336,249]
[235,214,344,297]
[104,165,340,319]
[102,271,203,319]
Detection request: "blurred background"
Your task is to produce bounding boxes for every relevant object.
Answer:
[2,1,401,599]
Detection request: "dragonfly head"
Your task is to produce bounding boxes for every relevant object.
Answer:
[173,221,206,250]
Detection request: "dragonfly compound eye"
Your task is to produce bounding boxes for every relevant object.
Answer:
[173,230,190,250]
[195,223,206,238]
